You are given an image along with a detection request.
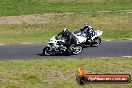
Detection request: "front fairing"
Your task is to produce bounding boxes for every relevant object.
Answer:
[94,30,103,36]
[48,35,65,45]
[48,36,57,44]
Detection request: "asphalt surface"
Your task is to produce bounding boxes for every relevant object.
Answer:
[0,40,132,60]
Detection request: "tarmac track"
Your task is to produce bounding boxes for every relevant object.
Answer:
[0,40,132,60]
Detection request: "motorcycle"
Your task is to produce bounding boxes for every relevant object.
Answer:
[42,32,85,56]
[73,29,103,47]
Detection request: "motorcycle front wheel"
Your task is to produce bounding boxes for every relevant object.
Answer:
[43,46,52,56]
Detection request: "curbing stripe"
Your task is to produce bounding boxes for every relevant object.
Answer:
[0,44,5,46]
[122,56,132,58]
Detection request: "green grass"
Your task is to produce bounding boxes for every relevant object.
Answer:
[0,0,131,16]
[0,0,131,43]
[0,57,132,88]
[0,24,58,43]
[0,12,131,43]
[0,1,131,88]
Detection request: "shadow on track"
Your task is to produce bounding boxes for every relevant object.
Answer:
[36,53,70,56]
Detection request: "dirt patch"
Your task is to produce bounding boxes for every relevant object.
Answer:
[0,14,51,24]
[0,13,73,24]
[0,10,131,24]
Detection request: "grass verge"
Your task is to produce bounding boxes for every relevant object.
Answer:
[0,0,131,16]
[0,12,131,44]
[0,57,132,88]
[0,0,131,43]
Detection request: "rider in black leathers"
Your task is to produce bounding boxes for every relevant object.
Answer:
[58,28,77,48]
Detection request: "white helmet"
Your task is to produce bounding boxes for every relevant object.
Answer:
[63,28,69,33]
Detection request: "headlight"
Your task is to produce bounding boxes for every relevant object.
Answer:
[49,43,54,45]
[49,39,53,41]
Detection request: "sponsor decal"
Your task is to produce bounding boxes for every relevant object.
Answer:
[76,66,131,85]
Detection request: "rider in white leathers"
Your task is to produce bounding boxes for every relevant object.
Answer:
[80,23,94,42]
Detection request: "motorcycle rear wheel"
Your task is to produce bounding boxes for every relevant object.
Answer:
[69,44,83,55]
[91,37,101,47]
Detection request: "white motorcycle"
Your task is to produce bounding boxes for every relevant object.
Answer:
[73,30,103,47]
[42,32,86,56]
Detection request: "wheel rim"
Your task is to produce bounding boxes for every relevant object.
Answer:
[45,47,52,55]
[94,39,101,46]
[73,46,82,54]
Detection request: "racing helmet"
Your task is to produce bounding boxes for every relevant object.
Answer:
[63,28,69,33]
[84,23,88,27]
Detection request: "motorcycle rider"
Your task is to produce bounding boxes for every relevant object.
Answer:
[58,28,77,48]
[80,23,94,42]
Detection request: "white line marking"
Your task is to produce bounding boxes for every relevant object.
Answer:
[105,40,112,41]
[122,56,132,58]
[0,44,5,46]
